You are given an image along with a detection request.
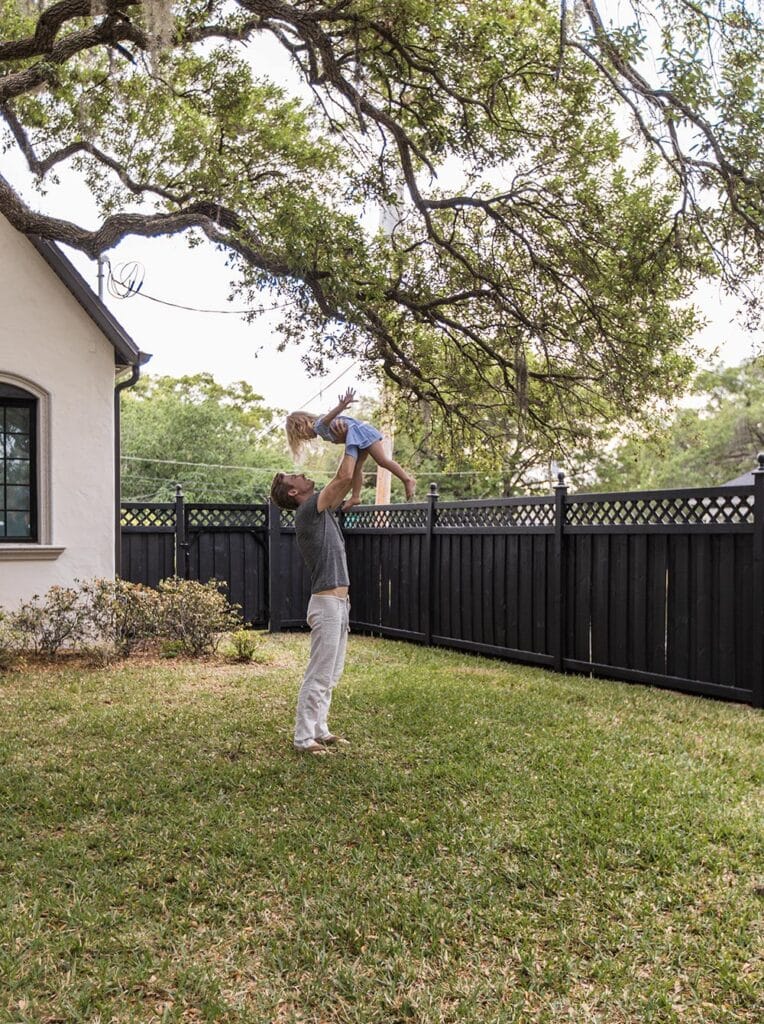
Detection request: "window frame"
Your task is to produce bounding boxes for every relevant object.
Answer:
[0,393,38,544]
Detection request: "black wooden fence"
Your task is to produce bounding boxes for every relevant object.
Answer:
[121,489,269,626]
[121,463,764,706]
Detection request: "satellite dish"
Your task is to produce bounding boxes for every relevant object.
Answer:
[109,261,145,299]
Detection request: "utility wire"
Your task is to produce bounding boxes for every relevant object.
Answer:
[250,357,363,443]
[121,453,507,477]
[107,262,297,316]
[121,454,327,473]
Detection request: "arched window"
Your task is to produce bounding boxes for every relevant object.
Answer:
[0,383,37,542]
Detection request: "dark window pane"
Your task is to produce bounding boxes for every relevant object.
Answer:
[5,407,30,433]
[7,486,29,510]
[6,511,31,537]
[5,434,30,459]
[5,461,30,485]
[0,385,32,398]
[0,399,35,543]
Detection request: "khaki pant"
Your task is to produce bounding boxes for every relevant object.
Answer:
[294,595,350,749]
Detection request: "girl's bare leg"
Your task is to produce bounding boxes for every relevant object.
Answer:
[342,450,369,511]
[367,441,416,500]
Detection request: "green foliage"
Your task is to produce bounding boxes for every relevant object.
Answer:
[120,373,290,501]
[0,610,23,671]
[0,577,243,660]
[9,586,89,657]
[590,357,764,490]
[4,1,762,456]
[159,638,186,659]
[156,577,242,655]
[227,628,265,663]
[79,578,162,656]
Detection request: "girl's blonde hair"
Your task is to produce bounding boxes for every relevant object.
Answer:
[285,411,318,459]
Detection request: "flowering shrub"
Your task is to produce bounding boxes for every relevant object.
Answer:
[10,586,89,656]
[80,578,161,655]
[156,577,241,655]
[0,611,23,670]
[1,576,242,660]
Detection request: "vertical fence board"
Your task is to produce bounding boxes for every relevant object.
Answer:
[451,535,463,640]
[473,535,485,644]
[691,535,713,684]
[458,534,470,641]
[518,537,534,652]
[483,534,495,647]
[564,537,577,660]
[591,534,610,665]
[494,534,507,650]
[629,535,647,671]
[573,535,592,663]
[398,534,410,632]
[668,535,691,679]
[734,534,754,692]
[506,534,520,651]
[609,534,629,670]
[716,534,736,686]
[646,534,668,676]
[532,534,547,654]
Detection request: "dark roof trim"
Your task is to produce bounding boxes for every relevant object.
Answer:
[27,235,150,368]
[723,470,755,486]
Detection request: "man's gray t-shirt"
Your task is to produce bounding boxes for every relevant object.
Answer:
[294,492,350,593]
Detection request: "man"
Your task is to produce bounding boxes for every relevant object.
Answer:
[270,453,355,756]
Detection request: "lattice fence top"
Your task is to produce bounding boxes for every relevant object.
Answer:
[566,490,755,526]
[123,484,758,533]
[186,505,268,529]
[121,504,175,528]
[436,500,555,529]
[343,506,428,530]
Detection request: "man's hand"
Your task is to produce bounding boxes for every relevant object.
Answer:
[317,453,356,513]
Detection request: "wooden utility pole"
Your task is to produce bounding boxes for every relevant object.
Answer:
[375,180,404,507]
[375,415,394,505]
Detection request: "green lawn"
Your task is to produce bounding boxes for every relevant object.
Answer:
[1,636,762,1024]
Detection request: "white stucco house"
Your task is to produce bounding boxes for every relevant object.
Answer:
[0,208,150,609]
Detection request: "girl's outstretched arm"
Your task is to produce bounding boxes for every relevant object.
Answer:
[320,388,356,432]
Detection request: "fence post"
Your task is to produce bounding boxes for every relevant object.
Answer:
[174,484,189,579]
[752,454,764,708]
[268,500,283,633]
[553,470,567,673]
[422,482,438,646]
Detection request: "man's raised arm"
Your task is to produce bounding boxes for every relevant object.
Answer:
[317,452,356,513]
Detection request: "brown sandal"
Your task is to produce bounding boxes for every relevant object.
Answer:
[295,742,329,756]
[317,734,350,746]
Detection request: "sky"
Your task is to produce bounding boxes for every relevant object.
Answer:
[2,18,762,420]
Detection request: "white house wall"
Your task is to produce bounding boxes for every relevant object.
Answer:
[0,216,117,609]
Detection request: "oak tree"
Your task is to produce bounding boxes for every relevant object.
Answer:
[2,1,762,459]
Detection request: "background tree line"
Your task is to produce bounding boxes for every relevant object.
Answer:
[121,358,764,504]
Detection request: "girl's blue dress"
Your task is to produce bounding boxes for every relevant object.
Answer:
[315,416,383,458]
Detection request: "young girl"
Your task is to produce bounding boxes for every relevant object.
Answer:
[286,389,416,510]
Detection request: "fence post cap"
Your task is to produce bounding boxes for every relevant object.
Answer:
[555,470,566,488]
[175,484,183,497]
[429,482,439,496]
[756,453,764,473]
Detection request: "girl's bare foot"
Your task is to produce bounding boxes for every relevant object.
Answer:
[404,477,416,501]
[342,496,362,512]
